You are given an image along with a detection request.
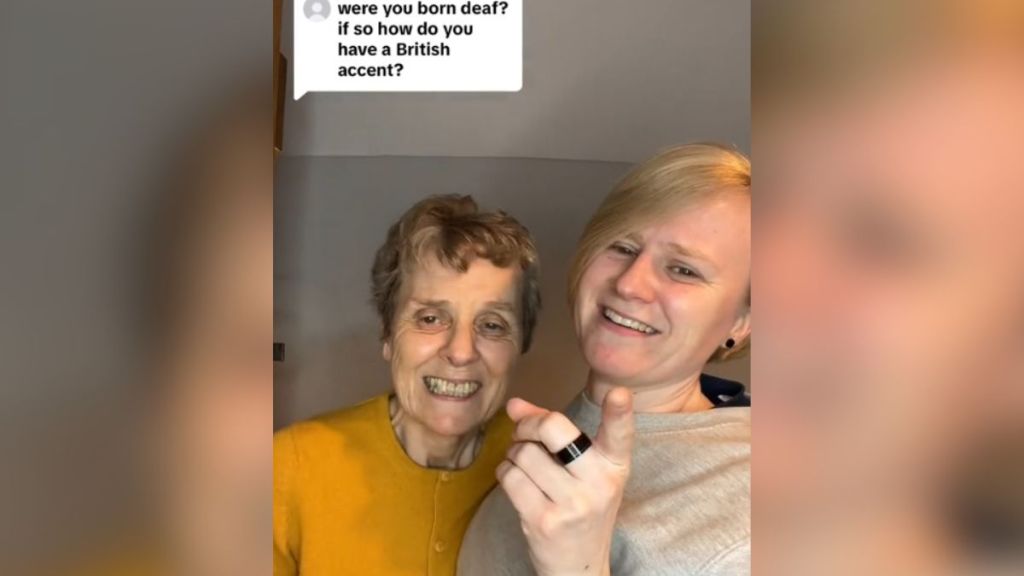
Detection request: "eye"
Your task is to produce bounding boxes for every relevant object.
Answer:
[609,242,639,257]
[477,317,511,337]
[841,207,932,272]
[415,309,450,330]
[668,264,703,280]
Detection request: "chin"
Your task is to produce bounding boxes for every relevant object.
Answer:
[584,343,649,383]
[592,366,647,387]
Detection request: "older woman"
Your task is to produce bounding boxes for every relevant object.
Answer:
[274,195,541,575]
[459,143,752,575]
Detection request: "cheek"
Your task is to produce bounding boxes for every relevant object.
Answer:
[390,331,446,380]
[661,288,735,347]
[582,257,622,294]
[477,340,518,385]
[576,260,617,315]
[661,287,705,328]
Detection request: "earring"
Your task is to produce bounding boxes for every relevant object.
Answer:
[724,338,736,349]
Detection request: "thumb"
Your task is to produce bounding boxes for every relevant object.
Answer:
[595,386,634,466]
[506,397,548,422]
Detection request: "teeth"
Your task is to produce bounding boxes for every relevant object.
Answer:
[603,308,657,334]
[424,376,481,398]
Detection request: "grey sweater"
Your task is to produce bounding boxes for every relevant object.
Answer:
[458,391,751,576]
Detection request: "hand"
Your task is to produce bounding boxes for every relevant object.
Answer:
[496,387,635,576]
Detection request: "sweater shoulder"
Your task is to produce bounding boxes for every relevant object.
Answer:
[275,394,389,464]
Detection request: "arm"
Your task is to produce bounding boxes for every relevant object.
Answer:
[497,387,635,576]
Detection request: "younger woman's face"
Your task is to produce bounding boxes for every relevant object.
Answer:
[574,192,751,389]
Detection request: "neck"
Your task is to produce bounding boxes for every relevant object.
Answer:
[586,371,713,413]
[388,396,482,470]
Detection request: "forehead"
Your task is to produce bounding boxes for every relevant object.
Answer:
[637,192,751,266]
[775,56,1024,261]
[401,256,520,303]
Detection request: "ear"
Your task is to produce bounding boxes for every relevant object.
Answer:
[728,305,752,346]
[381,340,392,362]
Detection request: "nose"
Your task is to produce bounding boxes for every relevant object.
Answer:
[441,320,480,367]
[614,253,657,302]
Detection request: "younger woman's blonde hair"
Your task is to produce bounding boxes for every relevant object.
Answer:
[567,143,751,362]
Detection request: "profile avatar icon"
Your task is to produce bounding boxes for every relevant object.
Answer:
[303,0,330,22]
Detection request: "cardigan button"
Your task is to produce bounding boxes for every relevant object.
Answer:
[440,471,452,482]
[434,540,447,553]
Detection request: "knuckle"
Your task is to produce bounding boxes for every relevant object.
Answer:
[510,447,529,468]
[499,463,523,485]
[510,440,536,460]
[495,463,509,481]
[552,412,573,429]
[506,457,526,472]
[539,413,559,432]
[540,411,568,431]
[524,438,548,461]
[537,512,563,538]
[540,412,574,443]
[567,495,590,516]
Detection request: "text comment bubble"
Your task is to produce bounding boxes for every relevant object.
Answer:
[294,0,522,98]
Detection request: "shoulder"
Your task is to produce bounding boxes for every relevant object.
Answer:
[485,408,515,446]
[695,535,750,576]
[616,409,751,573]
[275,394,390,468]
[704,406,751,441]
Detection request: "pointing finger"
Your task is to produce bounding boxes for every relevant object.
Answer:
[506,397,549,422]
[513,410,582,455]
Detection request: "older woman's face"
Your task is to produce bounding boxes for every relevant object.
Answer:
[384,256,522,437]
[575,192,751,388]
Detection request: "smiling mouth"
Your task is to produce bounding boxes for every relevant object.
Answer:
[423,376,482,399]
[602,307,660,335]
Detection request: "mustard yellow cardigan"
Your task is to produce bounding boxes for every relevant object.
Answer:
[274,394,514,575]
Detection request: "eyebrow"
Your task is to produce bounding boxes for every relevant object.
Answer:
[664,242,714,264]
[624,232,714,263]
[410,298,449,308]
[410,298,517,313]
[485,301,517,314]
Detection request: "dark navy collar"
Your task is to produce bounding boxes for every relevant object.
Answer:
[700,373,750,407]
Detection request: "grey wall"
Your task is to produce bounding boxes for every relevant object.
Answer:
[275,156,750,427]
[280,0,751,162]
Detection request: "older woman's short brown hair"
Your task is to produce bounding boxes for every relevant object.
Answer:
[568,143,751,362]
[371,194,542,352]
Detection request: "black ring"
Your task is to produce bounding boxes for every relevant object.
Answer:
[554,433,592,466]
